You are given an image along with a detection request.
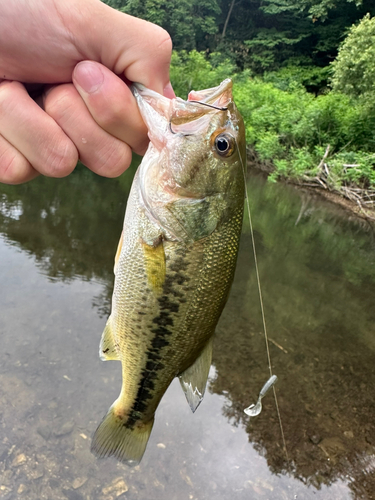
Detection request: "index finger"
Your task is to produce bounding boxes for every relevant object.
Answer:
[76,4,174,97]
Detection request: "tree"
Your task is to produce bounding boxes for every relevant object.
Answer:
[101,0,375,75]
[103,0,221,51]
[331,13,375,97]
[215,0,373,72]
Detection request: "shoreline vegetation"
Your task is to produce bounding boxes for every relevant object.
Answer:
[102,1,375,219]
[169,47,375,221]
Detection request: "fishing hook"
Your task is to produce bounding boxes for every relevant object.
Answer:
[169,101,228,135]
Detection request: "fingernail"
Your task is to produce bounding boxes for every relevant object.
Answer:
[163,82,176,99]
[74,61,104,94]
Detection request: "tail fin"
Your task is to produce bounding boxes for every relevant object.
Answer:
[91,404,154,466]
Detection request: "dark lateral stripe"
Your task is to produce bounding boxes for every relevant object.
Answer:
[124,315,176,427]
[125,256,189,428]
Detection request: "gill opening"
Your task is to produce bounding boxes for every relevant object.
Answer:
[169,101,228,135]
[234,136,290,468]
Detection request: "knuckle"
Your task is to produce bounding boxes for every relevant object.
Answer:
[153,26,173,56]
[0,146,28,185]
[0,81,24,112]
[44,136,78,177]
[89,141,132,177]
[44,85,77,122]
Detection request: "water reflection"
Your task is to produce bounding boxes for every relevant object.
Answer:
[0,160,139,316]
[0,163,374,499]
[213,175,375,497]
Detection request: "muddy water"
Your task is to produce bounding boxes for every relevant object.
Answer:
[0,161,374,499]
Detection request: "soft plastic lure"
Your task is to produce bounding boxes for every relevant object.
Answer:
[244,375,278,417]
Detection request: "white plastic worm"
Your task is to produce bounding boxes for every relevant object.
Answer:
[244,375,278,417]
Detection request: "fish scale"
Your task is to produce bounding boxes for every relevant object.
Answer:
[91,79,245,465]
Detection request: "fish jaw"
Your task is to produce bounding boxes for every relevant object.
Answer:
[132,84,171,151]
[187,78,233,107]
[132,79,235,144]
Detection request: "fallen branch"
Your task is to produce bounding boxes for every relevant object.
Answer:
[247,148,375,220]
[317,145,331,172]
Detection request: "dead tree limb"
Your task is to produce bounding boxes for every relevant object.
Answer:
[222,0,236,39]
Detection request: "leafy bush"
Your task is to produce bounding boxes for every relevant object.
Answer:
[263,64,330,93]
[234,76,375,187]
[170,50,236,98]
[337,152,375,187]
[331,14,375,98]
[170,50,375,190]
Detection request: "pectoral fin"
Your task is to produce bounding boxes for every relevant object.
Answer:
[114,231,124,275]
[99,318,119,361]
[179,338,213,413]
[142,236,166,294]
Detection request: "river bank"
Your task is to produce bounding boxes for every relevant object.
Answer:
[248,153,375,223]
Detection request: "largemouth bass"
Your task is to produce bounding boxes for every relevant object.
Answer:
[91,79,246,465]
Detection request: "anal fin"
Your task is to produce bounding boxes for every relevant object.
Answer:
[99,318,119,361]
[179,338,213,413]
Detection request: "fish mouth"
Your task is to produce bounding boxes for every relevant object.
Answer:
[132,84,171,148]
[187,79,233,108]
[132,83,172,123]
[132,79,232,107]
[132,80,234,145]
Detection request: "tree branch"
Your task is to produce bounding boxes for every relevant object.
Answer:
[222,0,236,39]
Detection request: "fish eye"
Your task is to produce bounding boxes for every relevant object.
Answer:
[214,133,235,157]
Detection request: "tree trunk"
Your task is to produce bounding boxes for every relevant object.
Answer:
[222,0,236,39]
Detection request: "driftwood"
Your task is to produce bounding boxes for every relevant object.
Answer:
[248,144,375,221]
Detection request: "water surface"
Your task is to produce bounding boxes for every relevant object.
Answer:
[0,162,374,499]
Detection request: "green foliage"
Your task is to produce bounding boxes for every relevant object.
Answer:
[335,151,375,187]
[243,29,308,72]
[222,0,373,72]
[101,0,375,74]
[263,64,330,92]
[99,0,375,192]
[231,72,375,187]
[105,0,221,51]
[170,50,236,97]
[102,0,126,8]
[261,0,364,22]
[331,13,375,97]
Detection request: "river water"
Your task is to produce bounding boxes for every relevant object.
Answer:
[0,160,374,499]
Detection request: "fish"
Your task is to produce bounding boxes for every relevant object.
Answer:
[91,79,246,465]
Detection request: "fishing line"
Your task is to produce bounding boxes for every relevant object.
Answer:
[188,100,228,111]
[234,136,290,468]
[171,95,289,464]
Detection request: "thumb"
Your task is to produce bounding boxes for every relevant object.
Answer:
[77,2,174,96]
[72,61,148,154]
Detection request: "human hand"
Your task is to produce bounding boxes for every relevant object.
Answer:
[0,0,174,184]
